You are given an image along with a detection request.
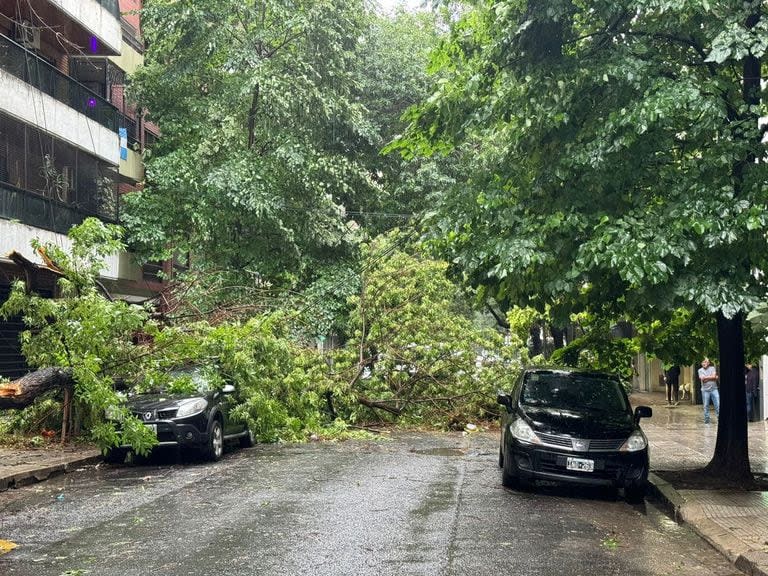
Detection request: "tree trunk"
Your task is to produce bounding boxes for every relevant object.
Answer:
[0,367,73,409]
[247,83,260,149]
[357,396,402,416]
[704,312,752,483]
[551,325,565,350]
[529,321,542,357]
[703,6,762,486]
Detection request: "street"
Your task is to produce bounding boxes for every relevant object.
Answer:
[0,432,740,576]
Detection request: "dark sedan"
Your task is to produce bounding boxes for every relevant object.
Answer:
[106,368,253,463]
[497,367,652,502]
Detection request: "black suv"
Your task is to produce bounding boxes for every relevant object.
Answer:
[497,367,652,502]
[106,368,253,463]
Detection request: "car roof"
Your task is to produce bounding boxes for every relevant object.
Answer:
[522,366,620,381]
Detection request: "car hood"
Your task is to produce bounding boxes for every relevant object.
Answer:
[522,406,635,438]
[126,394,201,412]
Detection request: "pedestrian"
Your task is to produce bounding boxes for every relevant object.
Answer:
[666,365,681,406]
[746,363,759,421]
[697,357,720,424]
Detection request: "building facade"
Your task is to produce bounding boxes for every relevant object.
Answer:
[0,0,161,378]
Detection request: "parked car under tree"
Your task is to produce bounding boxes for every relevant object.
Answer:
[106,367,254,463]
[497,367,652,502]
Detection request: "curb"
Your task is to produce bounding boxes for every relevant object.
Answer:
[0,451,102,492]
[648,472,768,576]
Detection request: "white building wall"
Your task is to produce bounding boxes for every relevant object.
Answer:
[759,356,768,420]
[0,70,119,165]
[48,0,122,54]
[0,219,119,279]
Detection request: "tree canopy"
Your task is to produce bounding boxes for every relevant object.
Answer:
[395,0,768,483]
[123,0,378,284]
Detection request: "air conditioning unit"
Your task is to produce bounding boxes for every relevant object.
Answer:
[14,21,41,50]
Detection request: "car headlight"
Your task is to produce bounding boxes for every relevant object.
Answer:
[176,398,208,418]
[621,430,647,452]
[509,419,541,445]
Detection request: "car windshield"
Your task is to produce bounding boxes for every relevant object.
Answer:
[137,369,214,395]
[520,372,629,413]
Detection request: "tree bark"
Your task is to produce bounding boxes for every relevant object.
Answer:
[529,321,542,357]
[704,312,752,484]
[703,6,762,486]
[357,396,402,416]
[247,83,260,149]
[550,325,565,350]
[0,368,73,409]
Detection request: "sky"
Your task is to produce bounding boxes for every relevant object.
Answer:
[375,0,430,15]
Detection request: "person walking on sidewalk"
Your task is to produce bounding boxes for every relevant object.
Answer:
[666,364,681,405]
[746,363,759,421]
[698,357,720,424]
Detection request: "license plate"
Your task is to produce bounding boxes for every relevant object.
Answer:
[144,424,157,435]
[566,457,594,472]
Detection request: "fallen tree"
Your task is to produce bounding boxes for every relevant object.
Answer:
[0,367,73,409]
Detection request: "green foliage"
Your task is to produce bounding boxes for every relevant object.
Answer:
[506,306,542,349]
[124,0,379,286]
[292,262,361,341]
[0,219,157,454]
[634,308,717,367]
[332,231,527,427]
[396,0,768,327]
[550,319,640,391]
[131,316,332,443]
[354,9,456,233]
[0,397,61,440]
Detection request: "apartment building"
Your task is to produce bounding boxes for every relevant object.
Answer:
[0,0,160,378]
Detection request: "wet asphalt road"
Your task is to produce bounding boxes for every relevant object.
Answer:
[0,432,741,576]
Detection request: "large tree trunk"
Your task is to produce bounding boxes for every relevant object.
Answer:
[529,321,543,357]
[550,325,565,351]
[704,6,762,486]
[0,368,73,409]
[704,312,751,483]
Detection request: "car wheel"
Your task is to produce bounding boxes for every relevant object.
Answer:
[625,482,646,504]
[239,427,255,448]
[104,447,127,464]
[501,449,519,488]
[205,419,224,461]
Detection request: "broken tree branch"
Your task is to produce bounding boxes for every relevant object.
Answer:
[0,367,74,409]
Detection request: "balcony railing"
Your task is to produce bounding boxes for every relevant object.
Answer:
[0,33,121,132]
[0,181,117,236]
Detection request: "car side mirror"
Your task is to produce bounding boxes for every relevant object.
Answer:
[497,392,513,413]
[634,405,652,423]
[222,384,236,394]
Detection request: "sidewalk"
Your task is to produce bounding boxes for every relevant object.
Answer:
[0,444,101,492]
[631,390,768,576]
[1,397,767,574]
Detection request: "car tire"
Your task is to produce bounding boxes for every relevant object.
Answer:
[239,427,255,448]
[104,447,127,464]
[501,448,520,488]
[625,482,646,504]
[205,419,224,461]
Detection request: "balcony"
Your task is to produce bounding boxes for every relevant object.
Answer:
[0,111,119,235]
[0,0,123,55]
[0,181,114,236]
[0,33,139,165]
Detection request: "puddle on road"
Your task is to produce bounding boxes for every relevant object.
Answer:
[410,448,466,457]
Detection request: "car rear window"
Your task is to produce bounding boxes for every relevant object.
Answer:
[520,372,628,413]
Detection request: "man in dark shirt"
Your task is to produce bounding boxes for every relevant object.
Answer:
[666,365,681,406]
[746,363,759,420]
